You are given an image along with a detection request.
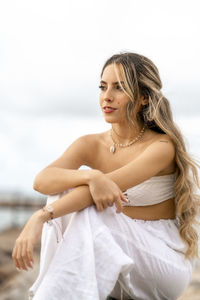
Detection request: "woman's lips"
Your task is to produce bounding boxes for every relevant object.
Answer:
[103,106,117,113]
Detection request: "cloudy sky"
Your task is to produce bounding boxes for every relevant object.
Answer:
[0,0,200,117]
[0,0,200,194]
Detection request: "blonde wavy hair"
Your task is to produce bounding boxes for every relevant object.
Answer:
[101,52,200,259]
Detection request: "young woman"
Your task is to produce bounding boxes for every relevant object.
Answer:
[12,52,199,300]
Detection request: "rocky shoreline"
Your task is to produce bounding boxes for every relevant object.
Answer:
[0,227,200,299]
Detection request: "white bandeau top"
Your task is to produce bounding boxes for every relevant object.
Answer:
[122,173,176,207]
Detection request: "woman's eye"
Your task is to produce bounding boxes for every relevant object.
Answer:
[98,85,106,90]
[98,85,124,91]
[116,85,122,90]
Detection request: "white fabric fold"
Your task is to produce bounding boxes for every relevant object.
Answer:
[29,190,194,300]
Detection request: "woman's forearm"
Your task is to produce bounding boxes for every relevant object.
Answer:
[39,185,94,222]
[33,167,100,195]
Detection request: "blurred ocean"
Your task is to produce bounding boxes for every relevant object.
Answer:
[1,112,199,195]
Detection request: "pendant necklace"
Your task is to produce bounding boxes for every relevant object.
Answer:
[109,125,146,154]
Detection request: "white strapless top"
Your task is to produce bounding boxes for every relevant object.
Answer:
[122,173,176,207]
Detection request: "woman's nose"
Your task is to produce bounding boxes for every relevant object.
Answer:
[104,88,114,102]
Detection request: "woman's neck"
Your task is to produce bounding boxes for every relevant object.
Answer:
[111,121,144,144]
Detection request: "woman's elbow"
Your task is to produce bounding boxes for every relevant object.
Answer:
[33,175,56,195]
[33,177,42,192]
[33,175,46,193]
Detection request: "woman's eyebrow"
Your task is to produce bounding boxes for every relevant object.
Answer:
[100,80,124,85]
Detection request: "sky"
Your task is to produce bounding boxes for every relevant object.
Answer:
[0,0,200,195]
[0,0,200,117]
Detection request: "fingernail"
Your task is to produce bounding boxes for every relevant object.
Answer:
[16,267,21,271]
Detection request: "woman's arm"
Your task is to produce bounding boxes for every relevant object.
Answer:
[34,133,127,211]
[41,184,124,220]
[34,133,175,196]
[41,137,175,218]
[106,137,176,190]
[35,136,175,221]
[12,137,175,271]
[34,167,98,195]
[34,135,175,211]
[12,185,123,271]
[33,134,98,195]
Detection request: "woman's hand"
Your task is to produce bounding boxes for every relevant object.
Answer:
[12,210,45,271]
[88,170,128,213]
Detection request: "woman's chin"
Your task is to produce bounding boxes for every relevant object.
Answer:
[104,118,117,124]
[103,115,127,125]
[103,115,119,124]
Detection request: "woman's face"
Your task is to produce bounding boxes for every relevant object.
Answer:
[99,64,131,124]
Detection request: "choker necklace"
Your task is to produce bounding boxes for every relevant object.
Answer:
[109,125,146,153]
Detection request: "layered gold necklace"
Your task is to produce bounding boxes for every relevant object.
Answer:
[109,125,146,153]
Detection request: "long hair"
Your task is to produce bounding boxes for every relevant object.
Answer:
[101,52,200,259]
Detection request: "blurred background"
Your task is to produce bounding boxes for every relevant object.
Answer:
[0,0,199,299]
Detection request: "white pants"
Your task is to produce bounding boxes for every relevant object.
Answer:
[29,191,193,300]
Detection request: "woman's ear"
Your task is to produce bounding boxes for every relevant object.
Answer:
[141,96,149,106]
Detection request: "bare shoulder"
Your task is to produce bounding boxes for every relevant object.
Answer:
[79,131,107,160]
[142,129,175,153]
[157,133,174,145]
[76,132,104,149]
[44,132,103,170]
[67,132,105,166]
[144,132,176,169]
[106,132,176,189]
[155,133,175,152]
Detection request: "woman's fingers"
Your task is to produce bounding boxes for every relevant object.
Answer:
[27,240,34,266]
[102,201,109,209]
[115,196,123,213]
[96,191,126,212]
[120,190,128,202]
[21,241,29,270]
[12,243,20,269]
[12,239,34,271]
[11,211,44,271]
[15,242,28,271]
[96,202,104,211]
[95,188,127,212]
[23,240,34,269]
